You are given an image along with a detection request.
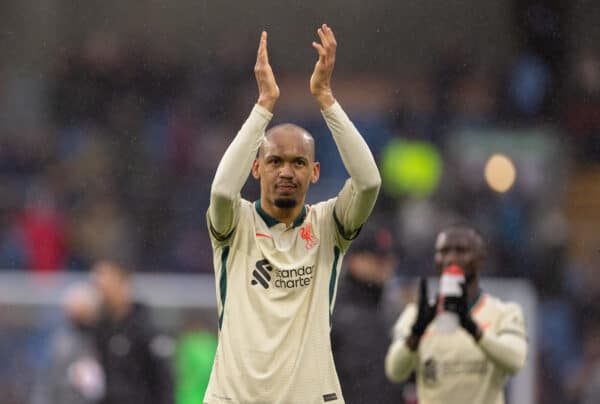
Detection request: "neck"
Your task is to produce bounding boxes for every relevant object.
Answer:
[261,196,305,226]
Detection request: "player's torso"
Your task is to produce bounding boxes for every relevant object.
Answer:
[206,199,344,404]
[416,294,508,404]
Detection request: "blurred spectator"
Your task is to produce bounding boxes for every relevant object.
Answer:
[69,196,138,269]
[432,44,471,129]
[33,282,105,404]
[513,1,569,70]
[446,70,498,129]
[564,49,600,162]
[91,260,174,404]
[505,52,552,121]
[580,329,600,404]
[392,74,437,142]
[0,202,27,269]
[174,318,217,404]
[332,222,405,404]
[19,182,66,271]
[566,323,600,404]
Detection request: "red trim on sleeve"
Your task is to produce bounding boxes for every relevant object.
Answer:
[472,294,487,316]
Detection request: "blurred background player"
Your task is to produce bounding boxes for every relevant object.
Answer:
[90,260,174,404]
[204,24,381,403]
[174,316,217,404]
[331,222,404,403]
[33,282,104,404]
[385,224,527,404]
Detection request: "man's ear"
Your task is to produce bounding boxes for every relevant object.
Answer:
[311,161,320,183]
[252,159,260,179]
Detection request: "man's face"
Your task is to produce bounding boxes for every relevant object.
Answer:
[252,127,319,209]
[91,262,128,309]
[434,229,483,282]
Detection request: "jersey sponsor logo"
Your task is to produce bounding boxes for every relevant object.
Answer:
[323,392,338,402]
[250,259,273,288]
[300,223,317,249]
[421,357,488,385]
[441,359,488,375]
[250,259,315,289]
[423,358,438,386]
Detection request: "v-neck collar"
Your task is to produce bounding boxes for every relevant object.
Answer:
[254,200,307,228]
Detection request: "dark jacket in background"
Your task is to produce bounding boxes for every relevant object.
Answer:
[332,273,405,404]
[33,323,104,404]
[94,303,174,404]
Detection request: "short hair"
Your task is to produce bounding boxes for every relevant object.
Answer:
[437,222,487,253]
[257,124,315,159]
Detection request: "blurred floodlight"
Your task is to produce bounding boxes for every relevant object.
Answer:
[484,153,516,193]
[381,138,442,198]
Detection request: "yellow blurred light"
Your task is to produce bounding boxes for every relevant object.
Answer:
[484,153,516,193]
[381,139,443,199]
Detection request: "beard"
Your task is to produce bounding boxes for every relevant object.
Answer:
[274,198,297,209]
[464,271,477,285]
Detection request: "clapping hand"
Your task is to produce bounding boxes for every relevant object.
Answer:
[407,277,437,350]
[310,24,337,109]
[255,31,280,112]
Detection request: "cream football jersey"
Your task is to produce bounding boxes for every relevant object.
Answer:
[204,197,351,404]
[392,292,527,404]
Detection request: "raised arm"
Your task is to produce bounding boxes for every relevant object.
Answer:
[385,278,437,382]
[208,31,278,239]
[385,304,420,383]
[310,25,381,238]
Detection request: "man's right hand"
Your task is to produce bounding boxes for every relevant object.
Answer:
[407,277,437,351]
[255,31,279,112]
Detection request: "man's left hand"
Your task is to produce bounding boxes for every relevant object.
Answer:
[310,23,336,109]
[458,283,482,341]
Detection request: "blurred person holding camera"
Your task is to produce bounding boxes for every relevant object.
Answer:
[90,260,174,404]
[331,223,405,403]
[385,224,527,404]
[33,282,105,404]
